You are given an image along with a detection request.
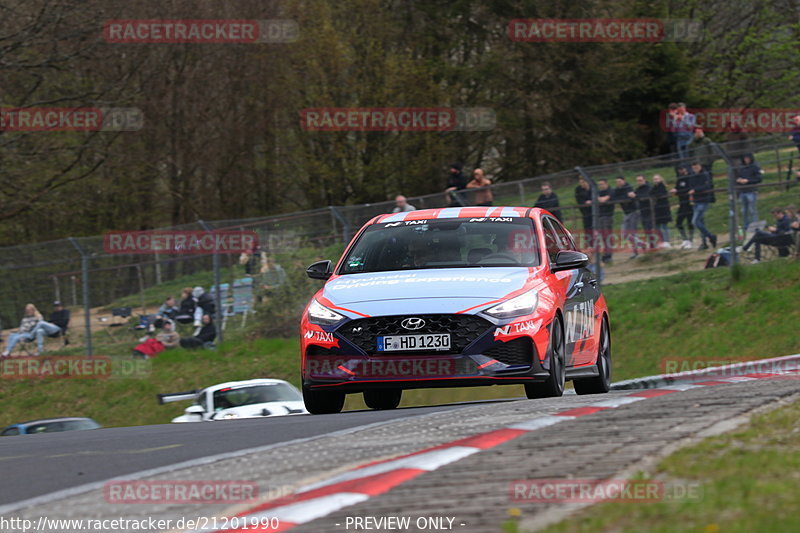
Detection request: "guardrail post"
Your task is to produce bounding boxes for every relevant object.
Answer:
[68,238,93,357]
[328,206,351,244]
[198,220,223,344]
[710,142,739,266]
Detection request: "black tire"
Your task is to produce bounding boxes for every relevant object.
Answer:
[525,315,566,399]
[302,386,345,414]
[363,388,402,410]
[574,316,611,395]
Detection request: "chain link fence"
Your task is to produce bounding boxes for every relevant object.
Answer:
[1,134,797,354]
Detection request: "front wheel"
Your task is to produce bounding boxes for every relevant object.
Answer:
[574,317,611,395]
[525,315,566,399]
[363,389,402,410]
[303,386,345,414]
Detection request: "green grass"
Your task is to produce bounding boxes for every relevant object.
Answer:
[1,258,797,429]
[532,398,800,533]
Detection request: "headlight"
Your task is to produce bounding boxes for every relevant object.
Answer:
[307,299,345,326]
[483,290,538,319]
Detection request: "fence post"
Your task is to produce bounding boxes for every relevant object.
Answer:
[517,182,526,205]
[710,142,739,266]
[68,238,92,357]
[329,206,351,244]
[52,275,61,304]
[575,167,602,289]
[198,220,223,344]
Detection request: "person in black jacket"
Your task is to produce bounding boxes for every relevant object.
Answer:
[632,175,653,233]
[596,179,615,262]
[534,182,562,221]
[671,165,694,248]
[735,155,763,229]
[444,162,467,207]
[741,208,794,262]
[180,314,217,349]
[613,176,642,258]
[651,174,673,247]
[175,287,197,324]
[688,161,717,250]
[574,177,593,230]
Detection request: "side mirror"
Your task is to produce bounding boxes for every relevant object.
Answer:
[184,405,205,417]
[551,250,589,272]
[306,260,333,280]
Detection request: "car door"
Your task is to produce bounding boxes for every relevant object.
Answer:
[544,217,597,367]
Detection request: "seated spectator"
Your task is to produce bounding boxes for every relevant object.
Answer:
[175,287,196,324]
[180,314,217,349]
[392,195,416,213]
[741,208,794,262]
[534,182,562,221]
[132,320,180,358]
[2,304,43,357]
[192,286,216,326]
[154,296,178,327]
[466,168,493,206]
[28,301,71,353]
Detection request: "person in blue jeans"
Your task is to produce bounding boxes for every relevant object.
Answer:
[688,161,717,250]
[735,155,762,229]
[2,304,43,357]
[28,301,70,353]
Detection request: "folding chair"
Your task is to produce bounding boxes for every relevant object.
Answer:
[231,277,255,327]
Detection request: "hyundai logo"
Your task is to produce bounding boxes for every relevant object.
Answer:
[401,317,426,330]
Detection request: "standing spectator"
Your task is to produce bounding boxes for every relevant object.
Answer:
[574,176,593,230]
[674,103,696,161]
[788,114,800,154]
[28,301,71,352]
[392,195,416,213]
[735,155,763,229]
[613,176,642,258]
[534,182,562,221]
[180,314,217,349]
[688,161,717,250]
[665,103,679,156]
[688,127,716,172]
[741,208,794,262]
[651,174,673,247]
[2,304,43,357]
[596,179,615,263]
[466,168,493,206]
[633,175,653,235]
[444,162,467,207]
[671,165,694,248]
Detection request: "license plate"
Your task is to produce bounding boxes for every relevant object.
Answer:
[377,334,451,352]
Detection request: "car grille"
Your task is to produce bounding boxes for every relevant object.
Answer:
[338,314,491,355]
[485,338,533,366]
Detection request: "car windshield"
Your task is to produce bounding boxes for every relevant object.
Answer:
[26,419,100,433]
[213,383,301,410]
[339,218,540,274]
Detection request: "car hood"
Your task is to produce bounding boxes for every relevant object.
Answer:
[323,267,533,307]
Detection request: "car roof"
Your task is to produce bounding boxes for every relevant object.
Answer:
[202,378,292,393]
[374,206,543,225]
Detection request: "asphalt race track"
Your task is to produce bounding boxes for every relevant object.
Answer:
[2,374,799,532]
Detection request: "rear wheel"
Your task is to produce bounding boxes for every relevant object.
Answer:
[302,386,345,414]
[574,317,611,395]
[525,315,565,399]
[363,388,402,410]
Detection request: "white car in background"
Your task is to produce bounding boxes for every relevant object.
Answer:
[159,379,308,422]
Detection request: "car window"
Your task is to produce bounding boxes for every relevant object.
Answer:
[339,218,540,274]
[549,218,576,251]
[1,427,20,436]
[541,218,561,263]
